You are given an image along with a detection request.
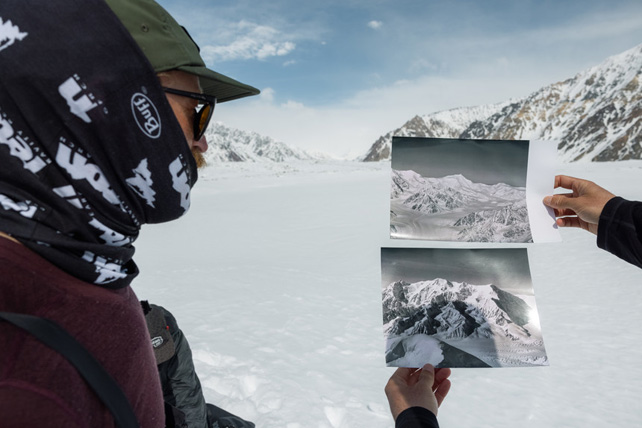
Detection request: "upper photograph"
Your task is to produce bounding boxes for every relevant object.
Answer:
[390,137,558,243]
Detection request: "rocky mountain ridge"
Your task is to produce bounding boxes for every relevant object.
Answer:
[392,170,525,213]
[202,122,323,163]
[364,43,642,162]
[382,278,535,342]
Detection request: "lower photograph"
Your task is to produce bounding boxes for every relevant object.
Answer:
[381,247,548,368]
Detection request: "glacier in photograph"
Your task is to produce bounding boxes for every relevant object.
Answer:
[390,169,532,242]
[383,278,547,368]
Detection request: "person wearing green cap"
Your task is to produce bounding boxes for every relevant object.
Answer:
[0,0,257,426]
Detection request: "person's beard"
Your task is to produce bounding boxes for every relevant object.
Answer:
[192,147,206,169]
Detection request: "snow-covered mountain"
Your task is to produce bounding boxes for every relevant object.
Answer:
[383,278,534,341]
[391,170,531,242]
[383,278,547,367]
[392,170,524,213]
[202,122,324,163]
[364,103,510,162]
[364,43,642,162]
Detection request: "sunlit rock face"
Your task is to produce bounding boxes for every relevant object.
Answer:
[364,44,642,163]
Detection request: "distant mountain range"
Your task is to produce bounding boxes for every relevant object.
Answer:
[364,43,642,162]
[202,122,324,163]
[392,170,524,213]
[383,278,548,367]
[391,170,531,242]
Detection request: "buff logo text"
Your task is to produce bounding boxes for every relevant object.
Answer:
[0,17,28,52]
[131,93,161,139]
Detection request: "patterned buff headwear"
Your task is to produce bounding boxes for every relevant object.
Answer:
[0,0,220,288]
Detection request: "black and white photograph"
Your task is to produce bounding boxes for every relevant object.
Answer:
[382,247,548,368]
[390,137,557,242]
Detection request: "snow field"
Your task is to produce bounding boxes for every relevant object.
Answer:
[134,160,642,428]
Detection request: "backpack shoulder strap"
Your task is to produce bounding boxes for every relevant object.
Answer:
[0,311,139,428]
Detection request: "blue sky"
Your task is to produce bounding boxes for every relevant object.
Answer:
[159,0,642,158]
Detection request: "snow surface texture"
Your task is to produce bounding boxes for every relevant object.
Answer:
[383,278,548,368]
[390,170,532,242]
[363,43,642,162]
[134,160,642,428]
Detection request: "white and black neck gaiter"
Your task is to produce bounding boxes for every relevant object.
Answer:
[0,0,198,288]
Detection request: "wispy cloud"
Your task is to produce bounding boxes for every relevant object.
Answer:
[201,20,296,62]
[367,20,383,30]
[408,58,439,75]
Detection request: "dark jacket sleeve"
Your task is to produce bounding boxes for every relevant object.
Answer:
[395,407,439,428]
[157,306,209,428]
[597,197,642,269]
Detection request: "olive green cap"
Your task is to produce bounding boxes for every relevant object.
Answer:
[105,0,259,102]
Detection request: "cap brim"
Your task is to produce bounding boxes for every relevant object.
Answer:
[179,65,260,103]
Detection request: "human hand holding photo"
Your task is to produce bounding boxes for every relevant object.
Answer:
[385,364,452,421]
[543,175,616,235]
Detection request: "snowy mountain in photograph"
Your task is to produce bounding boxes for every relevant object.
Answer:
[383,278,548,368]
[202,122,326,163]
[391,170,532,242]
[364,43,642,162]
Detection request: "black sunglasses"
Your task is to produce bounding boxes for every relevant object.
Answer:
[162,87,217,140]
